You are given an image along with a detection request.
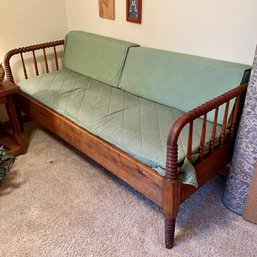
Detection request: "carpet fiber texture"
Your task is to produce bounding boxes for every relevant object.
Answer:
[243,163,257,224]
[0,122,256,257]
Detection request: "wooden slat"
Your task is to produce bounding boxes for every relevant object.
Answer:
[54,46,59,71]
[180,139,234,203]
[210,107,219,152]
[230,96,241,138]
[32,50,39,76]
[199,114,207,160]
[220,102,230,144]
[20,52,28,79]
[187,122,193,161]
[43,48,49,73]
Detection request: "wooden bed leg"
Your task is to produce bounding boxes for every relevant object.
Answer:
[163,178,181,249]
[165,218,176,249]
[15,105,24,132]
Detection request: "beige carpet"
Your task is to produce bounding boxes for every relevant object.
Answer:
[0,122,256,257]
[243,163,257,224]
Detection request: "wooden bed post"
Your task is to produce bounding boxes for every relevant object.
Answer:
[163,144,181,249]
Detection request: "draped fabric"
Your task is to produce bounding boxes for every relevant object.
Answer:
[223,46,257,215]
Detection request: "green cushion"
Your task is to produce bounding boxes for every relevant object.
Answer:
[119,47,250,124]
[64,31,138,87]
[18,68,224,187]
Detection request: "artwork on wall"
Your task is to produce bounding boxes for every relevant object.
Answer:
[98,0,115,20]
[126,0,142,24]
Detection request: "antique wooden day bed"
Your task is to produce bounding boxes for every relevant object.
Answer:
[4,31,251,249]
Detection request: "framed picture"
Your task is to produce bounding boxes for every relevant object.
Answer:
[126,0,142,24]
[99,0,115,20]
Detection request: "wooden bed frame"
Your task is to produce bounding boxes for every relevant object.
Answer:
[4,40,248,249]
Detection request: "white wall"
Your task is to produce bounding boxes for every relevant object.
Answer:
[0,0,68,62]
[0,0,68,121]
[65,0,257,65]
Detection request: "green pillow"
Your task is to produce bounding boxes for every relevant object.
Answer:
[119,47,250,124]
[64,31,138,87]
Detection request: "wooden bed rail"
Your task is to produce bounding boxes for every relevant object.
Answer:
[4,40,64,83]
[163,82,247,248]
[166,82,247,180]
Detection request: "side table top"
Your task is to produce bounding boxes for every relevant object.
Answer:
[0,80,20,98]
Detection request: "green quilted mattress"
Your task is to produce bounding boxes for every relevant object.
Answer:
[18,68,224,187]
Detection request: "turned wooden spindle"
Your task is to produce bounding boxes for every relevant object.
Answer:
[230,96,241,138]
[4,40,64,82]
[164,134,181,249]
[20,52,28,80]
[187,121,193,161]
[210,107,219,152]
[32,50,39,76]
[166,144,179,181]
[4,64,13,82]
[220,101,230,144]
[54,46,59,71]
[165,218,176,249]
[43,48,49,73]
[199,114,207,160]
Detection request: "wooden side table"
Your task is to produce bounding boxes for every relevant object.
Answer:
[0,80,26,156]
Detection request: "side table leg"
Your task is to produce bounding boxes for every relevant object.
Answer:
[6,95,26,154]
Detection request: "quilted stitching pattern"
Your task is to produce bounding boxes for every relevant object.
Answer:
[64,31,138,87]
[19,68,222,176]
[119,47,250,124]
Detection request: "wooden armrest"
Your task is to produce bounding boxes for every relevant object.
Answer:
[166,83,248,179]
[4,40,64,83]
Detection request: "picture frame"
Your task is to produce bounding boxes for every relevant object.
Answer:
[126,0,142,24]
[99,0,115,20]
